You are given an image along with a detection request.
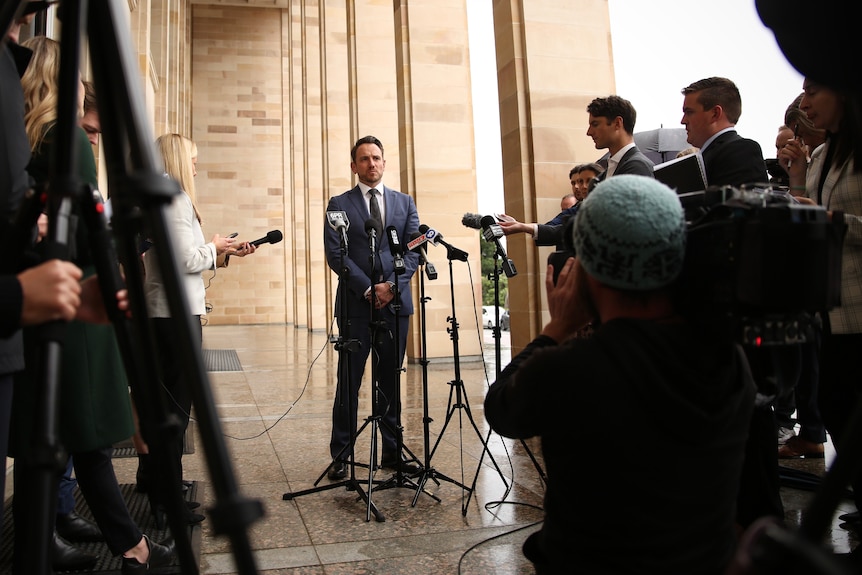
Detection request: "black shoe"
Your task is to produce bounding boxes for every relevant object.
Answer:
[839,511,861,524]
[56,510,104,542]
[149,494,204,529]
[380,453,422,475]
[121,534,175,574]
[52,531,98,572]
[327,461,347,480]
[186,500,201,510]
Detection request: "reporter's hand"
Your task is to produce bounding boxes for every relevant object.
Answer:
[229,241,256,257]
[76,276,130,324]
[18,260,83,325]
[777,139,808,182]
[541,257,593,342]
[211,233,236,255]
[497,215,531,236]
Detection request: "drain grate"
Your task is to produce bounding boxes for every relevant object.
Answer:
[203,348,243,372]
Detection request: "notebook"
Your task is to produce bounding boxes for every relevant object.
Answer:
[653,153,708,194]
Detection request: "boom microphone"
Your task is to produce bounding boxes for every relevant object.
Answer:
[480,215,517,277]
[250,229,283,247]
[386,225,406,274]
[461,212,485,230]
[418,224,468,262]
[408,231,437,280]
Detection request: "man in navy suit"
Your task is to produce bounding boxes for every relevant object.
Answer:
[680,77,768,187]
[323,135,421,480]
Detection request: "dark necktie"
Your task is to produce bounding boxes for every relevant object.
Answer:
[369,188,383,238]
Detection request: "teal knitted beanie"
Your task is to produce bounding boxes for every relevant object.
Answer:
[572,175,686,290]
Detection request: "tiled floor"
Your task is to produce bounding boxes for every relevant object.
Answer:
[101,323,858,574]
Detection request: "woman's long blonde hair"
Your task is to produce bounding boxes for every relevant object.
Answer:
[20,36,64,152]
[156,133,201,222]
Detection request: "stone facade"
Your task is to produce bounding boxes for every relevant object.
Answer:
[75,0,615,358]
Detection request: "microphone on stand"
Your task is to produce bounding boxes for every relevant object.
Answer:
[326,210,350,247]
[386,225,406,274]
[408,231,437,280]
[365,218,380,254]
[419,224,468,262]
[480,216,517,277]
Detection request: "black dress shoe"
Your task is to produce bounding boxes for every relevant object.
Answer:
[380,453,422,475]
[327,461,347,480]
[52,531,98,572]
[56,510,104,542]
[121,534,175,574]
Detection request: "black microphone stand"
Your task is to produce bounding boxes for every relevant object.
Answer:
[283,226,385,522]
[427,244,508,515]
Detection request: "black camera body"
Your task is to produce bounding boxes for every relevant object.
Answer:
[547,185,847,345]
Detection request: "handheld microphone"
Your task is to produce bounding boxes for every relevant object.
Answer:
[386,225,405,274]
[461,212,485,230]
[249,229,283,247]
[408,231,437,280]
[480,215,517,277]
[419,224,468,262]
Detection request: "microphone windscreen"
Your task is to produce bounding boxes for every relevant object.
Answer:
[418,224,429,234]
[480,215,497,229]
[267,230,283,244]
[462,213,484,230]
[365,218,381,235]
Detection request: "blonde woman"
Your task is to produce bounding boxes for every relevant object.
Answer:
[13,35,175,573]
[139,134,251,526]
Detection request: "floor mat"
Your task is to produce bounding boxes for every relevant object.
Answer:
[0,482,202,574]
[203,349,242,372]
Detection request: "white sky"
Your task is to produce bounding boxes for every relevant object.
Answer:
[468,0,804,215]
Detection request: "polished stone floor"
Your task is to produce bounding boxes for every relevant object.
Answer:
[100,324,858,573]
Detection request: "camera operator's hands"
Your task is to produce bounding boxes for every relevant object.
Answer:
[541,256,594,343]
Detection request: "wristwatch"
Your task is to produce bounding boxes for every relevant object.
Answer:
[387,281,396,294]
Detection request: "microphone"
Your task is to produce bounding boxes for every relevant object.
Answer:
[249,229,283,247]
[419,224,468,262]
[327,211,350,247]
[365,218,380,253]
[386,225,405,274]
[480,215,517,277]
[408,231,437,280]
[461,212,485,230]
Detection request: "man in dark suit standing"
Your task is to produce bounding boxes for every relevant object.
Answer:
[323,135,421,480]
[680,77,768,187]
[587,95,654,183]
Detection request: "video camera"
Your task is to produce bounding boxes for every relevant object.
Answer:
[549,184,847,346]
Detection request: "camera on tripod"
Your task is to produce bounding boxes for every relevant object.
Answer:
[548,184,847,346]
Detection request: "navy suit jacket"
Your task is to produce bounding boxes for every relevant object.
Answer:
[325,185,420,318]
[701,130,768,187]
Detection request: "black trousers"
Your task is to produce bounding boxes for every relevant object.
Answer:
[151,316,201,484]
[329,311,409,461]
[818,330,862,512]
[13,446,142,572]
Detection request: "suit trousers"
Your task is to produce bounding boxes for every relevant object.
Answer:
[330,309,410,462]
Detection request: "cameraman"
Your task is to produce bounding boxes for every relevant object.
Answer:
[485,175,755,574]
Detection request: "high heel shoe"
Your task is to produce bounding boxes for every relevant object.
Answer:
[121,534,175,574]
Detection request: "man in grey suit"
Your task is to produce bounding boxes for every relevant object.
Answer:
[323,135,422,480]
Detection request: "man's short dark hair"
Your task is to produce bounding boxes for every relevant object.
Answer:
[569,164,583,179]
[579,162,605,175]
[83,80,97,115]
[586,95,637,135]
[681,77,742,124]
[351,135,384,161]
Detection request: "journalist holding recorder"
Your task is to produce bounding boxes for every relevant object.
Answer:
[484,175,756,574]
